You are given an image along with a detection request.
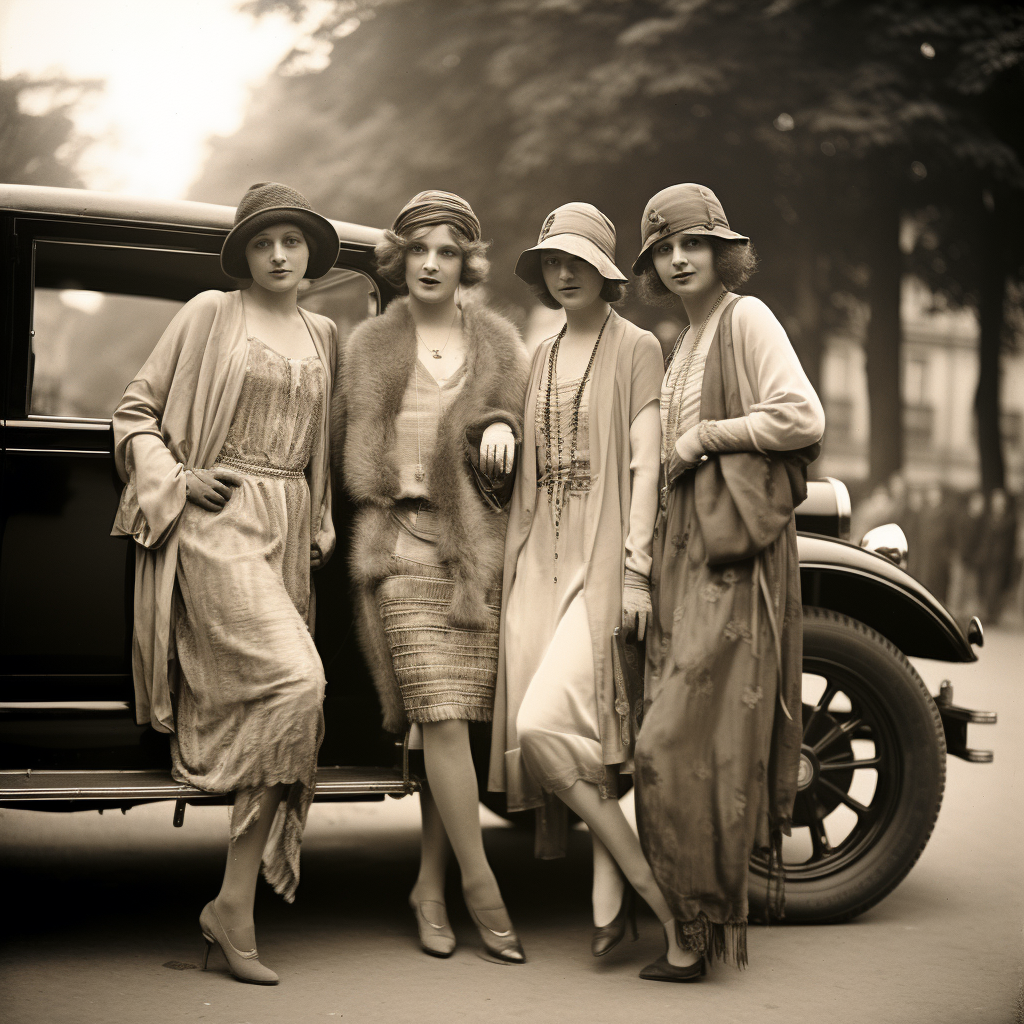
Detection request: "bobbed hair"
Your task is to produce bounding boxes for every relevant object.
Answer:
[635,237,758,308]
[374,223,491,291]
[532,275,628,311]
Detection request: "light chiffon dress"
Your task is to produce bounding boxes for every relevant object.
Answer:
[171,334,327,902]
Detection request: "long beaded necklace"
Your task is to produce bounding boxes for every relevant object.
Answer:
[542,309,611,583]
[660,290,726,506]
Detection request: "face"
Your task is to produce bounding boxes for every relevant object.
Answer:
[404,224,463,304]
[245,221,309,290]
[651,233,720,299]
[540,250,605,309]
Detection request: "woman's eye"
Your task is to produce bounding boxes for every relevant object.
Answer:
[441,249,458,258]
[410,244,424,253]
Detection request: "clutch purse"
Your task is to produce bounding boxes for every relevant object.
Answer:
[611,626,645,751]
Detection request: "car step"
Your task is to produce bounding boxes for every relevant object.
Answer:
[0,766,420,804]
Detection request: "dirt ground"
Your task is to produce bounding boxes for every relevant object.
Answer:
[2,628,1021,1024]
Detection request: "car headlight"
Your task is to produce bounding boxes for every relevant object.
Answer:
[859,523,908,570]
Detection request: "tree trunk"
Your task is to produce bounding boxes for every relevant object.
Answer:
[864,193,903,486]
[975,206,1006,493]
[791,234,824,393]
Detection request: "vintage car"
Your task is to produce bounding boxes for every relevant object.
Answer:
[0,184,994,926]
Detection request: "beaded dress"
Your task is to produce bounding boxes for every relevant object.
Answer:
[171,334,327,902]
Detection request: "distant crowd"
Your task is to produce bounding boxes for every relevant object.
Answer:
[851,476,1022,629]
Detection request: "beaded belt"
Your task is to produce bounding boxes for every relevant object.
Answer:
[216,455,304,479]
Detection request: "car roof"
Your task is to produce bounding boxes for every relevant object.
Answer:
[0,183,383,247]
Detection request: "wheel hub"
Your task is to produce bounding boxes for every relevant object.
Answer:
[797,749,817,791]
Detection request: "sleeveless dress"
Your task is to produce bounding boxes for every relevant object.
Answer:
[170,334,327,902]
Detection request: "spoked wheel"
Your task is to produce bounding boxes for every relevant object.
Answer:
[748,607,946,923]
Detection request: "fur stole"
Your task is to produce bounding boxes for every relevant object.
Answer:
[333,296,529,732]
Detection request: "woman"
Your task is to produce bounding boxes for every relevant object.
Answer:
[633,183,825,977]
[111,182,341,984]
[488,202,693,976]
[335,191,530,962]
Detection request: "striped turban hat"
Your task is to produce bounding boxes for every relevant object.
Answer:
[392,190,482,242]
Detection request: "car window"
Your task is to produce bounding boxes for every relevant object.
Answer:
[31,288,185,418]
[28,239,378,421]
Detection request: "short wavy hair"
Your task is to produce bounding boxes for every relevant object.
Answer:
[532,276,627,311]
[374,223,490,291]
[635,237,758,308]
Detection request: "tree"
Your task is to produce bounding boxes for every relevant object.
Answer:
[200,0,1024,486]
[0,74,97,188]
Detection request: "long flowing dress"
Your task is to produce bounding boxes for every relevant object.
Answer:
[637,294,824,966]
[170,335,327,902]
[491,314,662,855]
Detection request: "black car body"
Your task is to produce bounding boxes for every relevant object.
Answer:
[0,185,994,923]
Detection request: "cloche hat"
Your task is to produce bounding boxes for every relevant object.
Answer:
[221,182,340,280]
[515,202,628,287]
[632,183,748,274]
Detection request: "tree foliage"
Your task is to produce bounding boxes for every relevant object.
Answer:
[198,0,1024,486]
[0,75,97,188]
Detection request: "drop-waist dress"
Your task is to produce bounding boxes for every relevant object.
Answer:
[503,377,611,806]
[170,335,327,902]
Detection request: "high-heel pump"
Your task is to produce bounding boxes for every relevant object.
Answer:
[199,901,279,985]
[466,903,526,964]
[409,897,456,958]
[639,951,706,982]
[591,886,638,957]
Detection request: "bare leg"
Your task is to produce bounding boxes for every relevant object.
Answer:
[410,786,452,912]
[556,779,699,967]
[213,783,285,951]
[420,719,510,932]
[591,832,626,927]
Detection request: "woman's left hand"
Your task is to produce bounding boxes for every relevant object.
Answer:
[479,422,515,478]
[622,582,652,641]
[675,424,705,467]
[310,544,323,570]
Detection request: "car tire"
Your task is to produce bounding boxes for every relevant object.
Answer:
[747,606,946,924]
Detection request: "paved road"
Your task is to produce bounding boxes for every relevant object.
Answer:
[2,628,1021,1024]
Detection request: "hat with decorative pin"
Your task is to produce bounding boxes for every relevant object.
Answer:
[632,183,748,275]
[221,181,340,280]
[515,202,628,287]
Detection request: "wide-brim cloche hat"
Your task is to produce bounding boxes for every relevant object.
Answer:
[221,182,341,280]
[516,202,627,285]
[632,183,748,274]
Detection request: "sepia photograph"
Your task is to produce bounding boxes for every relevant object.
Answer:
[0,2,1021,1022]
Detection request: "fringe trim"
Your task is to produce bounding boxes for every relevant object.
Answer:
[676,914,748,970]
[764,827,786,922]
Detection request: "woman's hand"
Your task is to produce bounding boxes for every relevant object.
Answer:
[479,422,515,478]
[310,543,323,570]
[674,424,705,467]
[184,467,243,512]
[622,579,652,641]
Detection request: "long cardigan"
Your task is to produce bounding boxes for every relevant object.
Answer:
[488,311,664,810]
[111,289,337,733]
[333,296,529,734]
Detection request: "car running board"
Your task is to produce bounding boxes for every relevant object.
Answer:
[0,765,421,824]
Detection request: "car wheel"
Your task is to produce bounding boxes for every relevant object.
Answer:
[748,606,946,923]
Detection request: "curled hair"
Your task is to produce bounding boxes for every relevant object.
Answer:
[374,224,490,290]
[532,275,628,310]
[635,238,758,307]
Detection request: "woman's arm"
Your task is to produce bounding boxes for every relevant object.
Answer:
[622,399,661,639]
[111,291,222,548]
[674,297,825,463]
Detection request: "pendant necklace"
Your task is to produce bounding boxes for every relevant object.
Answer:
[416,306,460,360]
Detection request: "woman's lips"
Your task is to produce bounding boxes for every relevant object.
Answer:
[419,277,439,285]
[672,271,693,282]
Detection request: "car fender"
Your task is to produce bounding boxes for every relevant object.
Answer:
[798,533,976,663]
